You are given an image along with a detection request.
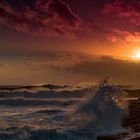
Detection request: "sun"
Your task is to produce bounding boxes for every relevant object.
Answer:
[133,52,140,59]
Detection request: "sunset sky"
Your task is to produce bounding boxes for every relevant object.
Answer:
[0,0,140,85]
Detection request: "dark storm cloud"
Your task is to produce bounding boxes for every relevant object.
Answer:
[103,0,140,26]
[0,0,84,38]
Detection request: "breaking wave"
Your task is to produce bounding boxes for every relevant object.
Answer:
[71,79,128,139]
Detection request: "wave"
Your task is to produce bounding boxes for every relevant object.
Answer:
[71,79,128,138]
[0,80,129,140]
[0,90,84,99]
[0,98,80,107]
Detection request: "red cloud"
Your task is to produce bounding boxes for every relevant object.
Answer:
[103,0,140,26]
[106,29,140,43]
[113,29,140,42]
[0,0,84,38]
[106,34,117,43]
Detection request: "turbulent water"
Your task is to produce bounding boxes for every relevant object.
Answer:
[0,82,130,140]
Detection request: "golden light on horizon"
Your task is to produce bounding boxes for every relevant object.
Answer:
[133,51,140,59]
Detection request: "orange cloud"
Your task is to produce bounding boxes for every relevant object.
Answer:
[105,29,140,43]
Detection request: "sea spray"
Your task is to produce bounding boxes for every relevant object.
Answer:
[71,79,128,138]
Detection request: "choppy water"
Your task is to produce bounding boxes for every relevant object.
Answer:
[0,82,134,140]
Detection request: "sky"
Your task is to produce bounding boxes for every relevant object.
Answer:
[0,0,140,85]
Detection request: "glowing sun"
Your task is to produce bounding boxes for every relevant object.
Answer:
[133,52,140,59]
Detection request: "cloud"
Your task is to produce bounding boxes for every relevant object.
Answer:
[113,29,140,42]
[106,34,118,43]
[105,29,140,43]
[103,0,140,26]
[0,0,84,38]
